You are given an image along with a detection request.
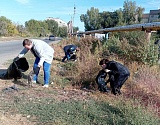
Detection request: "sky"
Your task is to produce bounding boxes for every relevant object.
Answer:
[0,0,160,31]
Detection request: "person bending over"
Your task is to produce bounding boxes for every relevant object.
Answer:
[62,44,79,62]
[99,59,130,95]
[15,39,54,88]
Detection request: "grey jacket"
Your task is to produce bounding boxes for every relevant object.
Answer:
[18,39,54,66]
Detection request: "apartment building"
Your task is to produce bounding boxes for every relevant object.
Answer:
[46,17,67,27]
[142,9,160,23]
[149,9,160,22]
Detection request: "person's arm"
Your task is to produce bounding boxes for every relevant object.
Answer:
[107,62,119,75]
[18,48,29,58]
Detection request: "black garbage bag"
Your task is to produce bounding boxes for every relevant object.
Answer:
[3,57,29,80]
[96,70,109,92]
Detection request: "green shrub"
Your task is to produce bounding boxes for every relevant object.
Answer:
[103,31,159,65]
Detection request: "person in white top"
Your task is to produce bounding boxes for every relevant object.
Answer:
[15,39,54,87]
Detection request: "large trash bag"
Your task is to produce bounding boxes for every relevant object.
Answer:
[96,70,109,92]
[3,57,29,80]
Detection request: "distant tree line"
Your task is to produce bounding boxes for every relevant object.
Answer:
[80,0,145,31]
[80,0,160,38]
[0,0,160,38]
[0,16,70,37]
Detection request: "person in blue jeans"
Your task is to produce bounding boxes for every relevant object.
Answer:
[15,39,54,88]
[62,44,79,62]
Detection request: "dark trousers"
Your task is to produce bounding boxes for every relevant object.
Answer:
[62,52,70,62]
[111,74,129,95]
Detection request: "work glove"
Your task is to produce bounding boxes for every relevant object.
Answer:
[13,57,19,62]
[33,67,40,74]
[104,69,111,73]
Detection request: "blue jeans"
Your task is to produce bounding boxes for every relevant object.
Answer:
[62,52,70,62]
[33,57,51,85]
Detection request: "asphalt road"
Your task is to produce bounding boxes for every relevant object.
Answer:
[0,38,60,68]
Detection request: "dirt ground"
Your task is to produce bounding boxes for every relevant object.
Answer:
[0,76,93,125]
[0,58,92,125]
[0,78,34,125]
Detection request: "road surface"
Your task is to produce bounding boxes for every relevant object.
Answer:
[0,38,60,68]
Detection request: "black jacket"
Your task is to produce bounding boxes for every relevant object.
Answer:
[64,45,77,53]
[106,61,130,76]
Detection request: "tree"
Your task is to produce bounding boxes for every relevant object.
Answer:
[123,0,144,24]
[45,19,58,36]
[0,21,8,36]
[25,19,49,37]
[80,7,101,31]
[115,9,125,26]
[123,0,137,24]
[58,27,67,37]
[99,11,120,28]
[7,23,19,36]
[136,7,145,22]
[16,25,25,36]
[73,27,79,33]
[0,16,18,36]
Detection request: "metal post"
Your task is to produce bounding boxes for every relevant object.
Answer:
[145,30,152,43]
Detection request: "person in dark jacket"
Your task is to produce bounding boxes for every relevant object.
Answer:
[62,44,79,62]
[98,59,130,95]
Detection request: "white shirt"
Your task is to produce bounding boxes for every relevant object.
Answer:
[18,39,54,66]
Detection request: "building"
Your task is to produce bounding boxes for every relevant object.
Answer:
[141,13,149,23]
[142,9,160,23]
[149,9,160,22]
[67,21,73,34]
[46,17,67,27]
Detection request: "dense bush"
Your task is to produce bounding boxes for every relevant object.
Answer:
[102,31,159,66]
[59,32,159,88]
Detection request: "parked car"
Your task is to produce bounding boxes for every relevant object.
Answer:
[49,35,55,41]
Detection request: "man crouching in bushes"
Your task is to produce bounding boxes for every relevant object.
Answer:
[96,59,130,95]
[62,44,80,62]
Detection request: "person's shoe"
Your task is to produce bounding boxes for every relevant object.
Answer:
[42,84,49,88]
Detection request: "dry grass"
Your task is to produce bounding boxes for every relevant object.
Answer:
[133,65,160,94]
[0,37,159,124]
[51,37,160,117]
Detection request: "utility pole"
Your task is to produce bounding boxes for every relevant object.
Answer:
[72,4,76,34]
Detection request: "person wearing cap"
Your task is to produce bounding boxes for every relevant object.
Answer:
[62,44,79,62]
[98,59,130,95]
[15,39,54,88]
